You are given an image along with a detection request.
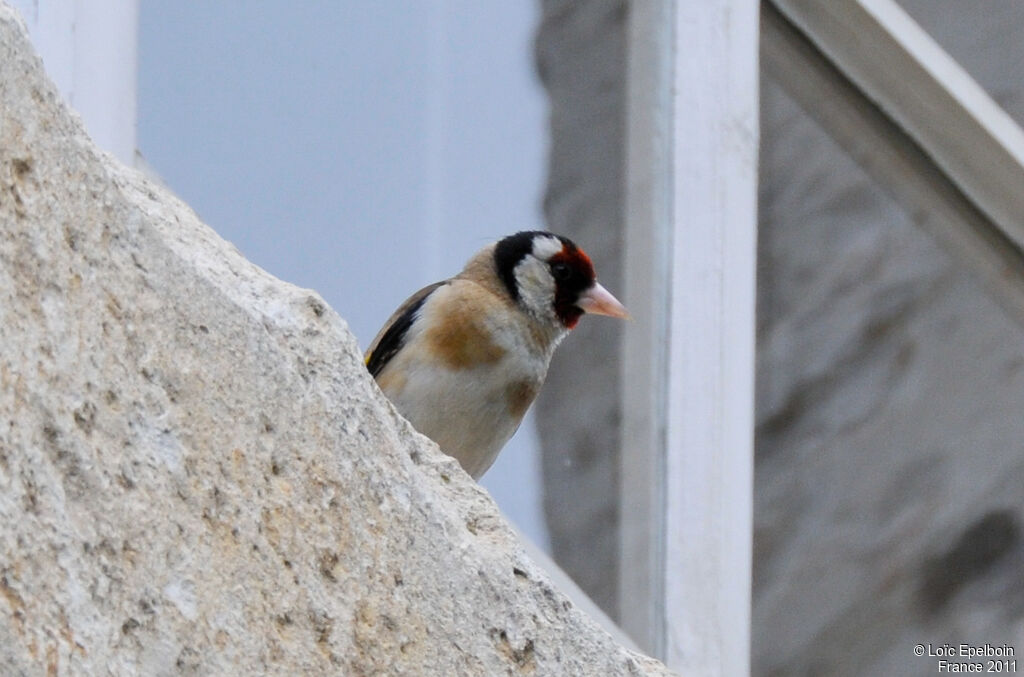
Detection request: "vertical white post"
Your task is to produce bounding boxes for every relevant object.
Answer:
[666,0,758,672]
[621,0,674,660]
[622,1,758,674]
[9,0,138,164]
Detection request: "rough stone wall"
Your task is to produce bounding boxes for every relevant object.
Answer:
[754,2,1024,675]
[0,6,674,676]
[534,0,627,621]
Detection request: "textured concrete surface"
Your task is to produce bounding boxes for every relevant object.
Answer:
[0,5,674,675]
[534,0,627,620]
[754,2,1024,674]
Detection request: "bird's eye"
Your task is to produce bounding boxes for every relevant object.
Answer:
[551,262,571,281]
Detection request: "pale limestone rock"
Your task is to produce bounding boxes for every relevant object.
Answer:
[0,5,674,675]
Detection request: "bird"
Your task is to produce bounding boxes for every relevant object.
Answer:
[364,230,628,479]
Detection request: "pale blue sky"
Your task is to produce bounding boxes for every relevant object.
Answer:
[137,2,551,548]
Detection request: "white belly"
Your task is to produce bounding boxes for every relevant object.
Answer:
[385,355,542,479]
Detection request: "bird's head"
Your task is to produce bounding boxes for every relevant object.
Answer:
[493,231,629,330]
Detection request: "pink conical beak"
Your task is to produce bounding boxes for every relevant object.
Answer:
[576,282,629,319]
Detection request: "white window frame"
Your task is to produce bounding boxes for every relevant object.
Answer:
[621,1,759,673]
[763,0,1024,326]
[622,0,1024,674]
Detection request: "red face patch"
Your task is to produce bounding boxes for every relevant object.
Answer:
[549,247,595,281]
[549,244,596,328]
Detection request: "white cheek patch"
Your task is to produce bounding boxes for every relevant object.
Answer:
[513,256,558,321]
[531,236,564,260]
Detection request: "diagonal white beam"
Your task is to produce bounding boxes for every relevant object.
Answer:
[762,0,1024,327]
[769,0,1024,259]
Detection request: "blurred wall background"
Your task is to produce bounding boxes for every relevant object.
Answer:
[533,0,627,619]
[755,2,1024,674]
[534,1,1024,673]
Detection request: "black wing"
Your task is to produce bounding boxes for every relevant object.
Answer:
[364,281,447,378]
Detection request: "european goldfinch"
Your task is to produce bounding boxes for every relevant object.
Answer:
[365,231,628,479]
